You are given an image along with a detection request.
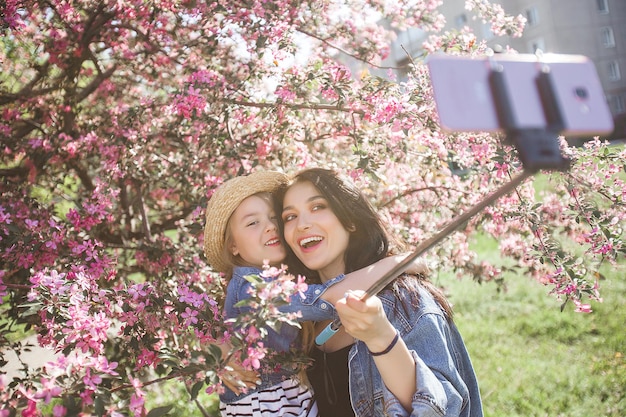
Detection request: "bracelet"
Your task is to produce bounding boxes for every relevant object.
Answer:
[368,330,400,356]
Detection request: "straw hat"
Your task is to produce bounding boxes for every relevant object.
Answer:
[204,170,289,273]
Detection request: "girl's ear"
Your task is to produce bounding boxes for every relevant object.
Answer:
[347,223,356,232]
[230,242,239,256]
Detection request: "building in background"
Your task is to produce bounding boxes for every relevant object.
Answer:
[374,0,626,123]
[437,0,626,118]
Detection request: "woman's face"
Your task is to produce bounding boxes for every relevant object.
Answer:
[228,195,286,268]
[281,180,351,282]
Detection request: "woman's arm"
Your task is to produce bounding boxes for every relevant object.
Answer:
[337,290,473,416]
[335,290,416,411]
[319,254,429,304]
[279,255,428,322]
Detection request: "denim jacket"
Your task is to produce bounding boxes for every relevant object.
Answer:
[220,266,338,403]
[348,284,483,417]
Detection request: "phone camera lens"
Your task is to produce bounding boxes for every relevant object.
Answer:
[574,87,588,100]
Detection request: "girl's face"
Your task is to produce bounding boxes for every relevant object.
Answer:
[228,195,285,268]
[281,180,351,282]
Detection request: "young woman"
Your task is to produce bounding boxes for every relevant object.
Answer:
[278,168,483,417]
[203,170,428,416]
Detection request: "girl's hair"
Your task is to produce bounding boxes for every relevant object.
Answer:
[277,168,454,319]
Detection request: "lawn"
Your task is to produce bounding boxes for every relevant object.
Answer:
[438,235,626,417]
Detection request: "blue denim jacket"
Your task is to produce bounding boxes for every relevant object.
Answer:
[220,266,338,403]
[348,284,483,417]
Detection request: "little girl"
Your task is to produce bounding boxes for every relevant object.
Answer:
[204,170,427,416]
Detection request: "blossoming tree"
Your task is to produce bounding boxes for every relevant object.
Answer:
[1,0,624,415]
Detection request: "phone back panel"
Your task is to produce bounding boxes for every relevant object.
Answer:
[427,56,500,132]
[427,53,613,136]
[544,59,614,136]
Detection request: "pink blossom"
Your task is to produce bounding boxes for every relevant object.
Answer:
[129,393,145,415]
[321,88,339,102]
[135,349,159,370]
[178,285,208,307]
[128,283,149,300]
[52,405,66,417]
[0,0,24,30]
[294,274,309,300]
[494,162,509,179]
[243,344,266,369]
[275,86,297,102]
[256,139,272,157]
[0,206,12,224]
[245,326,262,343]
[24,219,39,228]
[182,307,199,326]
[93,355,119,376]
[79,389,94,406]
[33,378,62,403]
[83,368,102,390]
[20,400,38,417]
[573,300,593,313]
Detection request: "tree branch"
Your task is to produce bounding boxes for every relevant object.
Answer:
[226,99,363,114]
[67,160,95,191]
[296,27,410,71]
[379,186,470,208]
[76,63,118,103]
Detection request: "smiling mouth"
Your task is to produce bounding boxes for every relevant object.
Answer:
[299,236,322,249]
[265,238,280,246]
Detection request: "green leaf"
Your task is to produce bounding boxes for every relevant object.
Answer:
[189,380,204,400]
[207,343,223,360]
[94,395,105,416]
[146,405,174,417]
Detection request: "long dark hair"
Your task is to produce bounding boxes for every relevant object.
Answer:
[276,168,454,319]
[276,168,392,281]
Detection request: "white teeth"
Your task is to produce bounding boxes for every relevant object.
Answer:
[265,238,279,246]
[300,236,322,247]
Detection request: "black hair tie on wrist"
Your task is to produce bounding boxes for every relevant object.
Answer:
[368,330,400,356]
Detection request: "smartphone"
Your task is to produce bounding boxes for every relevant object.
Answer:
[427,53,614,137]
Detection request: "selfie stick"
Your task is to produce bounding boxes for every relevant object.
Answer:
[314,169,534,345]
[315,60,571,346]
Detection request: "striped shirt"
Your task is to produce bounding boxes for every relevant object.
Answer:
[220,378,319,417]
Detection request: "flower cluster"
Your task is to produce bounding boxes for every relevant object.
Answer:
[1,261,307,414]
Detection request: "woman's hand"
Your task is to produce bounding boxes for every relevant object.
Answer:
[336,289,416,411]
[334,290,397,352]
[221,358,261,394]
[218,341,261,394]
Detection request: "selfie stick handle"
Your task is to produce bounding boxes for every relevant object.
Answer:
[314,318,343,345]
[315,169,535,346]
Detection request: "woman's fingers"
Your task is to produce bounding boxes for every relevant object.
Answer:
[222,361,262,394]
[337,291,390,342]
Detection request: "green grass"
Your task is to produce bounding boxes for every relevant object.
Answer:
[437,236,626,417]
[145,381,220,416]
[0,302,31,343]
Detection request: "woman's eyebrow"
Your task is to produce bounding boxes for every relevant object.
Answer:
[282,195,325,213]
